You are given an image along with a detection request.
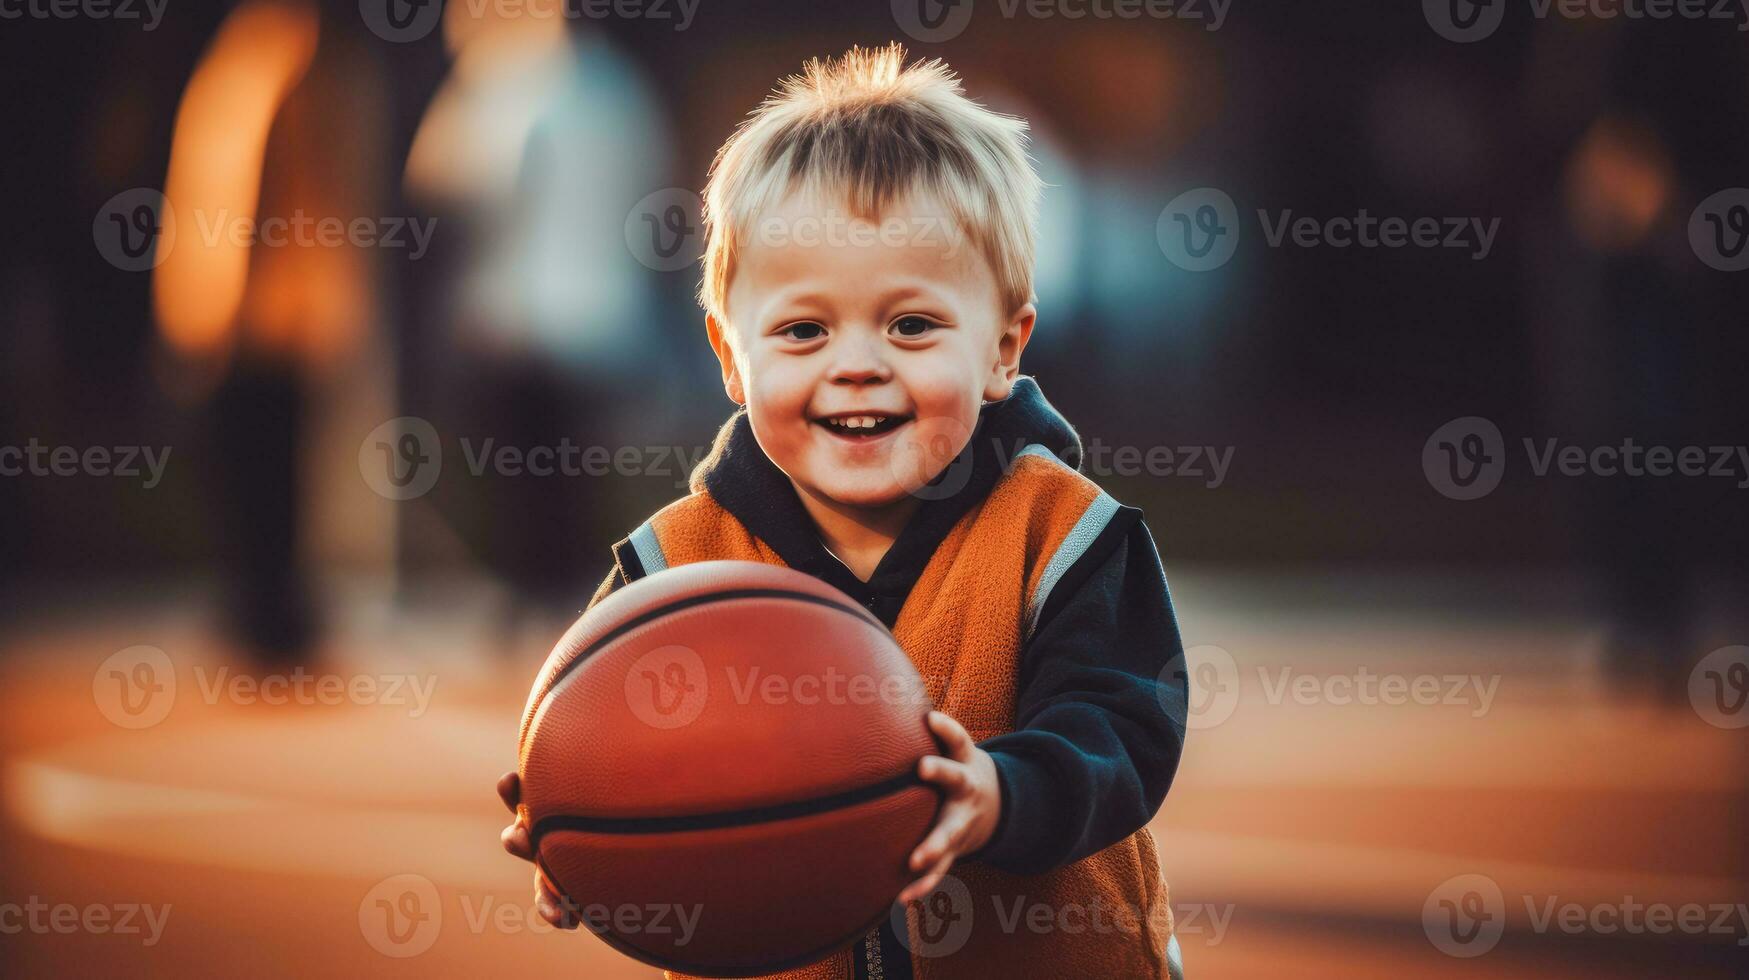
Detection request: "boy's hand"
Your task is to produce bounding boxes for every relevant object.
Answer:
[899,711,1002,905]
[497,771,580,929]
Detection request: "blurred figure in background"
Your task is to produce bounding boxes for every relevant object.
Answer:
[155,0,395,662]
[1533,18,1749,700]
[405,8,678,634]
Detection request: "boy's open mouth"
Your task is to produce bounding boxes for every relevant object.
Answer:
[812,412,914,440]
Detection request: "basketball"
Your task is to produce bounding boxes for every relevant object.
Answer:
[516,560,941,976]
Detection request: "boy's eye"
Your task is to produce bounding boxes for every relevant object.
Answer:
[781,321,825,341]
[890,315,940,338]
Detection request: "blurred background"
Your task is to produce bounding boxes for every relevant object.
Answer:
[3,0,1748,976]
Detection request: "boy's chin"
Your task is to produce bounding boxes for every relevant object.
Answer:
[805,480,920,512]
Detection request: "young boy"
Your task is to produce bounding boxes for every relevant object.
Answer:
[499,44,1189,979]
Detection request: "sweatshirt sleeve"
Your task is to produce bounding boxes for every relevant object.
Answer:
[970,513,1189,876]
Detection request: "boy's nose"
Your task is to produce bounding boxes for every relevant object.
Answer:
[828,334,891,385]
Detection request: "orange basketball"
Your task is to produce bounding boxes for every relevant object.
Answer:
[517,560,941,976]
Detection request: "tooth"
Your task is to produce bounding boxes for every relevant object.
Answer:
[824,415,890,431]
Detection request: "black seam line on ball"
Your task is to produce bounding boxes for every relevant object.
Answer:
[541,586,886,707]
[531,769,930,840]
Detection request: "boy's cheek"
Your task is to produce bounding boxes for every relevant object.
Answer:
[884,418,975,498]
[905,415,975,464]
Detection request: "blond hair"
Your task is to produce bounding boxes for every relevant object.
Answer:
[698,43,1041,323]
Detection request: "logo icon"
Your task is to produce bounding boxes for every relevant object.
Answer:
[94,188,175,272]
[625,645,709,729]
[1158,188,1239,272]
[1423,417,1505,501]
[1688,189,1749,272]
[891,0,975,42]
[1424,0,1505,42]
[886,416,976,502]
[359,0,444,43]
[1423,873,1505,957]
[890,873,973,958]
[359,417,442,501]
[625,189,705,272]
[93,645,176,729]
[1169,644,1240,730]
[359,874,442,957]
[1689,645,1749,730]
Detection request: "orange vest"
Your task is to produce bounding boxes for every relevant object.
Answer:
[611,448,1176,980]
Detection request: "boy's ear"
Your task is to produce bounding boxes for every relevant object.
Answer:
[983,302,1036,402]
[705,313,747,405]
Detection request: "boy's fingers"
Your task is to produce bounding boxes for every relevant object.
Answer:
[926,711,973,760]
[536,874,579,930]
[533,872,560,924]
[899,854,955,905]
[501,822,533,860]
[918,756,970,793]
[910,808,970,870]
[536,893,573,929]
[496,771,521,813]
[910,822,949,870]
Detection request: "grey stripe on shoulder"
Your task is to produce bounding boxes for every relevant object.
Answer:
[1025,489,1122,638]
[628,519,668,575]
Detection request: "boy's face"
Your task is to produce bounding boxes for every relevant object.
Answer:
[709,189,1034,514]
